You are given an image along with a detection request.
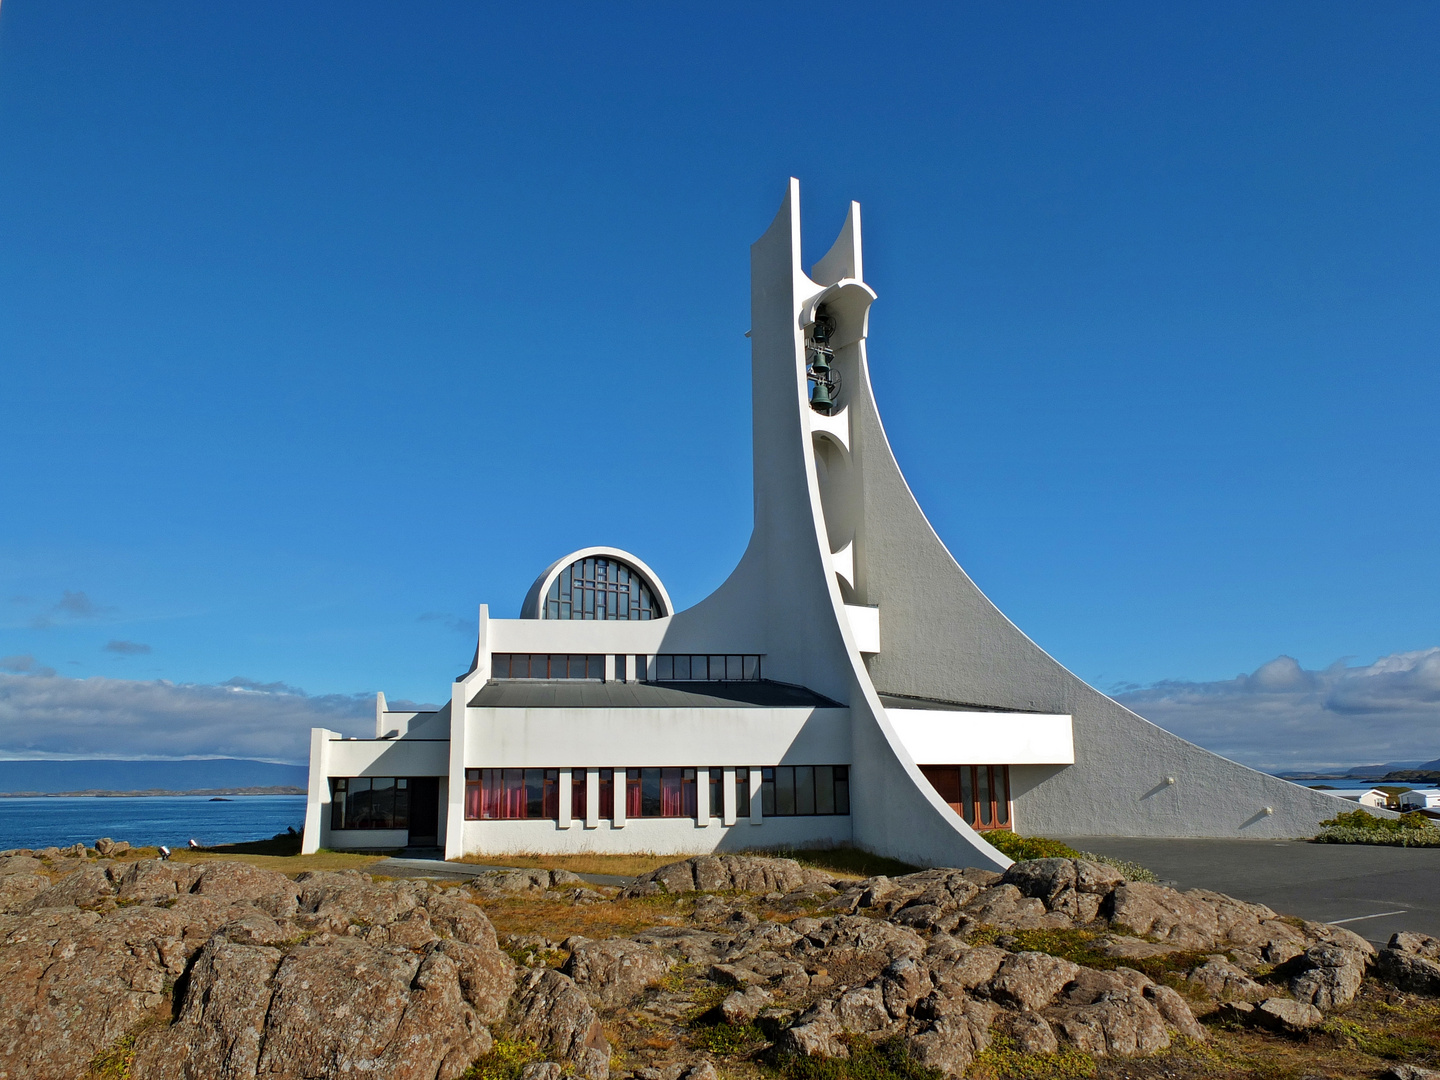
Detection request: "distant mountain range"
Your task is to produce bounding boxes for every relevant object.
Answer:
[0,759,307,795]
[1277,759,1440,781]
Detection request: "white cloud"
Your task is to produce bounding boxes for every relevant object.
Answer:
[0,672,371,763]
[1116,648,1440,772]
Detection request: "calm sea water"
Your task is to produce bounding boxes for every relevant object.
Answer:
[0,795,307,850]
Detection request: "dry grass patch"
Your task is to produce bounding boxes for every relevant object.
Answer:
[479,893,695,942]
[456,852,687,877]
[168,849,388,874]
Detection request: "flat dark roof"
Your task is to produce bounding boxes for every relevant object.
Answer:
[468,679,841,710]
[876,691,1055,715]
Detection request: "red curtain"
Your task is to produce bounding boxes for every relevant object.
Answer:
[465,776,483,820]
[661,768,684,817]
[502,769,525,819]
[479,770,500,819]
[626,771,642,817]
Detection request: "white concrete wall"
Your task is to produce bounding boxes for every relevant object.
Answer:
[464,706,849,767]
[461,814,851,856]
[325,736,450,777]
[840,215,1394,838]
[887,709,1075,766]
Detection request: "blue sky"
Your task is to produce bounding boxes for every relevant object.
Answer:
[1,3,1437,768]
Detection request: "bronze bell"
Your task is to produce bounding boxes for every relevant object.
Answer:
[813,304,834,345]
[810,378,834,413]
[809,349,831,377]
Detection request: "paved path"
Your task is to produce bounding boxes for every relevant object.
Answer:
[1063,837,1440,946]
[370,856,633,888]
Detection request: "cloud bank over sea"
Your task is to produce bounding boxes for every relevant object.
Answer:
[1115,647,1440,773]
[0,668,376,762]
[0,648,1436,773]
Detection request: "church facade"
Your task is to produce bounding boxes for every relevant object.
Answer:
[301,180,1356,868]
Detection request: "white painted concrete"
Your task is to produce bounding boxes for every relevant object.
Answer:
[464,707,849,768]
[888,709,1075,766]
[461,814,850,856]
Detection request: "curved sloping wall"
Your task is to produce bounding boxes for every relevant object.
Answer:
[839,234,1373,839]
[664,181,1012,870]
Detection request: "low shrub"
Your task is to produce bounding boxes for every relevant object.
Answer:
[1314,808,1440,844]
[1319,808,1434,831]
[1314,827,1440,847]
[983,834,1079,861]
[777,1035,942,1080]
[983,834,1158,882]
[462,1036,545,1080]
[968,1033,1097,1079]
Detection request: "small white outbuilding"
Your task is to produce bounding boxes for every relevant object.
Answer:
[1399,788,1440,810]
[1316,787,1388,808]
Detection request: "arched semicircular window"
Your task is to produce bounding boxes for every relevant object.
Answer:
[544,556,662,620]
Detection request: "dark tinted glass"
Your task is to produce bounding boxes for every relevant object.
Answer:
[641,768,662,817]
[814,766,835,814]
[775,767,795,816]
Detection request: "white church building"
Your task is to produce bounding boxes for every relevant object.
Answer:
[302,180,1361,869]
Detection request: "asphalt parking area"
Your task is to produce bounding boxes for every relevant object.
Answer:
[1061,836,1440,946]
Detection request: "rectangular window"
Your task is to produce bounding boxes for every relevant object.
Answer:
[708,768,722,817]
[775,766,796,816]
[755,765,850,816]
[464,768,565,821]
[658,767,695,817]
[735,767,750,816]
[504,769,525,818]
[572,768,587,820]
[491,654,604,680]
[330,776,413,829]
[626,768,643,818]
[599,768,614,819]
[814,766,835,815]
[641,767,662,817]
[525,769,545,818]
[794,765,815,815]
[331,777,348,830]
[542,769,560,819]
[647,655,763,682]
[614,655,627,681]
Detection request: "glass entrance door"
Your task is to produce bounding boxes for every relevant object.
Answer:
[919,764,1011,831]
[407,776,440,847]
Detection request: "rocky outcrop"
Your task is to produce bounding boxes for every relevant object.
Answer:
[624,854,832,897]
[510,968,611,1080]
[1289,941,1370,1010]
[1186,955,1268,1001]
[1,848,1431,1080]
[0,859,515,1080]
[1374,932,1440,995]
[563,936,673,1006]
